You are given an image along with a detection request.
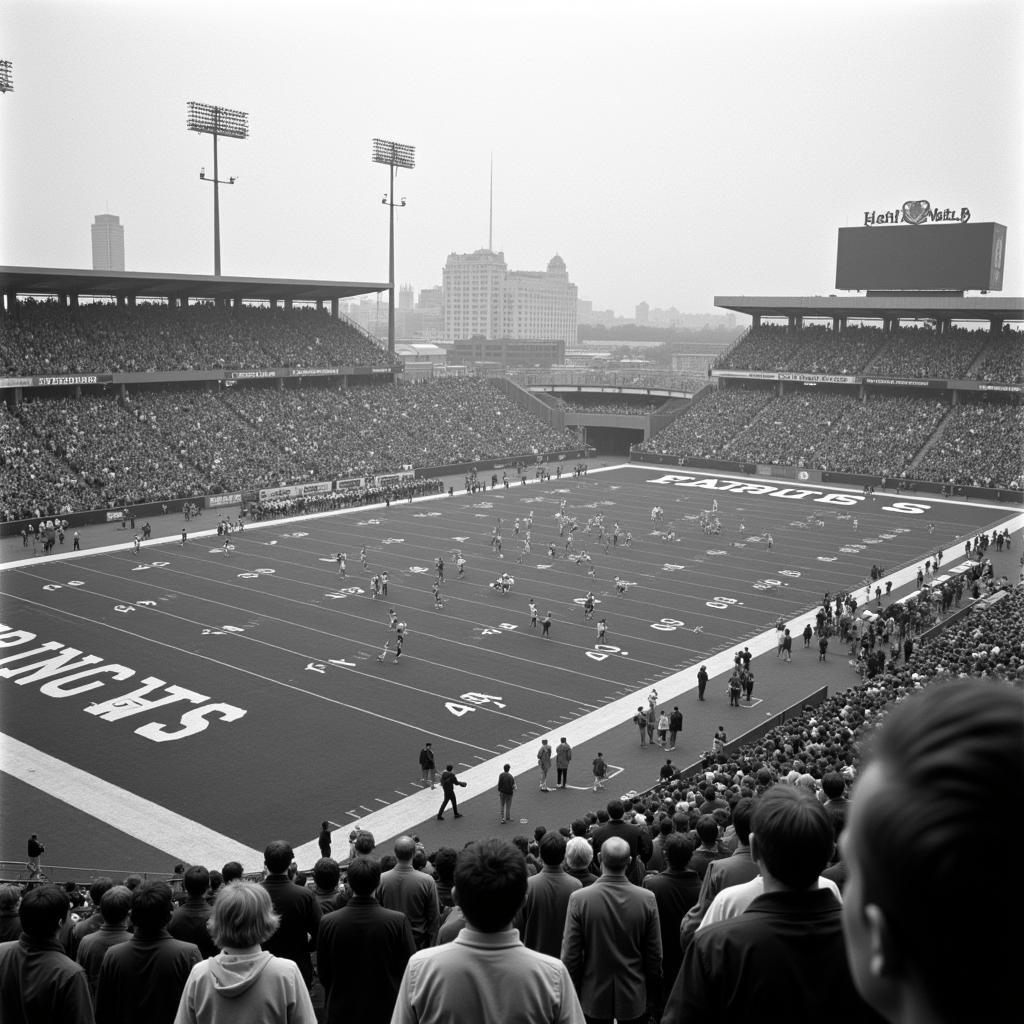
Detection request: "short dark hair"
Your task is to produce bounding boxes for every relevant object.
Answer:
[221,862,244,884]
[99,885,133,925]
[454,839,527,932]
[130,881,175,932]
[313,858,341,892]
[433,847,458,886]
[264,841,293,874]
[849,681,1024,1023]
[353,833,376,856]
[731,797,755,846]
[346,857,382,897]
[752,786,833,888]
[183,866,210,898]
[607,799,624,820]
[538,831,567,867]
[663,833,694,871]
[88,877,114,905]
[695,814,719,845]
[821,771,846,800]
[19,885,68,942]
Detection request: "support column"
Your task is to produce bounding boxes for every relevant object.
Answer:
[752,313,761,329]
[990,318,1003,335]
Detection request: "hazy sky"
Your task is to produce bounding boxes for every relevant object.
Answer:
[2,0,1021,315]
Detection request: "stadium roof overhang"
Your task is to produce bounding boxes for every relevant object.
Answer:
[714,295,1024,322]
[0,266,391,303]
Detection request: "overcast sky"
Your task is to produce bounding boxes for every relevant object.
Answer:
[2,0,1021,315]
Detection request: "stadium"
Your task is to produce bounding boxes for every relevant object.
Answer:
[1,4,1022,1023]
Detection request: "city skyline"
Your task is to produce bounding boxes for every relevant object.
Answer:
[1,0,1021,315]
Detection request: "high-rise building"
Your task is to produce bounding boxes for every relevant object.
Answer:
[91,214,125,271]
[442,249,577,347]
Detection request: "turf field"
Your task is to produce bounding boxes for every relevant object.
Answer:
[1,464,1019,874]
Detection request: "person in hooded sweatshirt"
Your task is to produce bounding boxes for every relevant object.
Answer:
[173,881,315,1024]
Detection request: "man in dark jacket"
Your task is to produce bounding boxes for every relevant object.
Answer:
[260,840,322,986]
[318,857,415,1024]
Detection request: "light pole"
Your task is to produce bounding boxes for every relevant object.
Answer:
[372,138,415,359]
[187,101,249,276]
[0,59,13,93]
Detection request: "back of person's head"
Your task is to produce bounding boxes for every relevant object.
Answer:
[130,880,175,933]
[843,681,1024,1024]
[88,877,114,906]
[99,885,132,926]
[454,839,527,932]
[658,817,674,837]
[565,837,594,872]
[210,881,279,949]
[731,797,755,846]
[393,836,416,862]
[0,884,19,913]
[221,861,244,884]
[353,832,376,856]
[378,854,397,873]
[571,818,588,838]
[821,771,847,800]
[538,831,567,867]
[663,833,695,871]
[122,873,143,891]
[595,807,610,824]
[599,836,631,874]
[607,799,625,820]
[313,858,341,892]
[346,857,382,897]
[209,870,223,896]
[19,885,68,942]
[695,814,719,846]
[183,865,210,899]
[750,786,833,889]
[263,841,293,875]
[433,847,458,885]
[704,785,718,803]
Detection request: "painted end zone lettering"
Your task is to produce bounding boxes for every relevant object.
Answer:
[649,475,865,506]
[0,625,246,743]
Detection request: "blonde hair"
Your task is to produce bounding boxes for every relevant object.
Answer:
[209,881,279,948]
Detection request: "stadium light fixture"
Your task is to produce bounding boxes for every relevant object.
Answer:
[372,138,416,358]
[187,101,249,276]
[0,60,13,94]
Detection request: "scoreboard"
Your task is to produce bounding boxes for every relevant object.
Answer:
[836,222,1006,292]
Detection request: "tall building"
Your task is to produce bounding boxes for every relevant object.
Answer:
[91,214,125,271]
[442,249,578,347]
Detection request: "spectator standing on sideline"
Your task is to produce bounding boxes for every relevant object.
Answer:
[419,742,436,790]
[318,821,332,859]
[668,706,683,750]
[26,833,44,878]
[555,738,572,788]
[391,839,585,1024]
[592,752,608,791]
[841,681,1023,1024]
[377,837,440,952]
[537,739,553,792]
[317,858,415,1024]
[260,841,322,988]
[0,884,93,1024]
[498,764,516,823]
[697,665,708,700]
[662,786,875,1024]
[167,866,218,959]
[437,765,466,820]
[561,836,662,1024]
[95,880,201,1024]
[173,880,315,1024]
[515,832,582,959]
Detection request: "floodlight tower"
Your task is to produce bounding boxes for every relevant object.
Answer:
[372,138,415,358]
[187,101,249,276]
[0,60,13,93]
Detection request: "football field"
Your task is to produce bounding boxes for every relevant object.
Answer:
[2,464,1019,874]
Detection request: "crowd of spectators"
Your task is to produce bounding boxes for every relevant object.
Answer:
[972,328,1024,383]
[913,400,1024,490]
[0,299,394,374]
[635,387,776,460]
[1,378,582,519]
[6,574,1019,1022]
[719,391,948,476]
[553,396,665,415]
[716,322,1018,380]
